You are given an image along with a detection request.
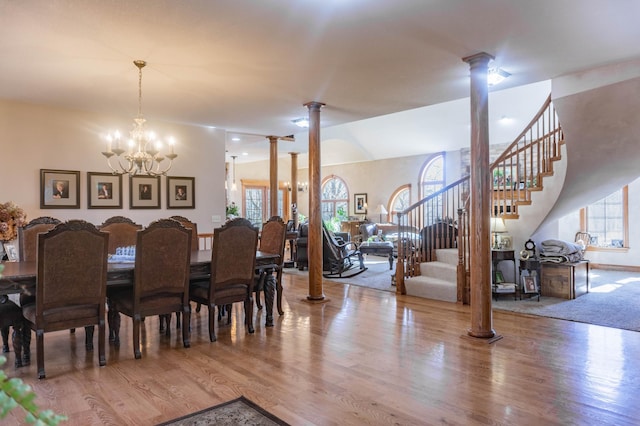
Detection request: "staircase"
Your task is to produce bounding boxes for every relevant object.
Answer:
[403,248,458,302]
[396,94,564,303]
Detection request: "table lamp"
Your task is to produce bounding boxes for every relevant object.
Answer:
[491,217,507,250]
[375,204,388,223]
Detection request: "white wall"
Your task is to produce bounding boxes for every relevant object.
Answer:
[0,99,226,239]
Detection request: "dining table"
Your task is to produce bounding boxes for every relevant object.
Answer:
[0,249,282,327]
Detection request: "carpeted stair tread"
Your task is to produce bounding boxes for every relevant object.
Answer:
[404,275,457,302]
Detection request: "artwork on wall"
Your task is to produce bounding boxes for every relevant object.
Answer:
[87,172,122,209]
[354,193,367,214]
[167,176,195,209]
[40,169,80,209]
[130,175,161,209]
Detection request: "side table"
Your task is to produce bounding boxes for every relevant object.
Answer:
[492,250,517,300]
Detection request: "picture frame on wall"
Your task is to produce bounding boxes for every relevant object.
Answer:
[87,172,122,209]
[40,169,80,209]
[354,193,367,214]
[130,175,161,209]
[167,176,195,209]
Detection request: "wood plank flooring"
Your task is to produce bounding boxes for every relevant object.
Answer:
[4,271,640,425]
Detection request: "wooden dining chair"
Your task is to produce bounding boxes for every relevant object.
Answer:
[169,215,199,252]
[21,220,109,379]
[98,216,143,341]
[190,217,258,342]
[12,216,62,353]
[166,215,200,325]
[108,218,192,359]
[98,215,142,255]
[18,216,61,262]
[255,216,286,315]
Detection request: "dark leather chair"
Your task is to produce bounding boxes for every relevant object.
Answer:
[98,216,143,341]
[18,216,61,262]
[295,223,309,270]
[322,222,366,278]
[255,216,286,315]
[108,219,192,359]
[21,220,109,379]
[169,215,199,252]
[12,216,61,356]
[98,215,142,255]
[190,218,258,342]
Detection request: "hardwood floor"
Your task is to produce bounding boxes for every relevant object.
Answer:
[5,270,640,425]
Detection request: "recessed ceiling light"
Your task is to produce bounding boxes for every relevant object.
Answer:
[488,67,511,86]
[292,118,310,128]
[231,137,240,142]
[242,152,249,156]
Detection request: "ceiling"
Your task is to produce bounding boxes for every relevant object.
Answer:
[2,1,640,165]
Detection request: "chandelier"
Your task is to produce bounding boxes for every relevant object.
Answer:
[101,60,177,176]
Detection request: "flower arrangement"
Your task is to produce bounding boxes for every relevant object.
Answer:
[0,202,27,241]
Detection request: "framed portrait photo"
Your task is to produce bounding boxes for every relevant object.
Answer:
[167,176,195,209]
[87,172,122,209]
[40,169,80,209]
[354,193,367,214]
[522,275,538,294]
[3,243,18,262]
[130,175,161,209]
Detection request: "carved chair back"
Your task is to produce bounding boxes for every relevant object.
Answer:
[98,216,142,254]
[18,216,61,261]
[169,215,199,252]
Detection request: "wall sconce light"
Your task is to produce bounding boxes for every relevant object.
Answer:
[297,181,308,193]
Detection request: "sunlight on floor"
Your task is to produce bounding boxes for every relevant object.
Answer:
[591,284,623,293]
[589,272,640,293]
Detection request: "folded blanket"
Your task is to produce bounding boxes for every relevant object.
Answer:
[540,251,584,263]
[540,239,583,255]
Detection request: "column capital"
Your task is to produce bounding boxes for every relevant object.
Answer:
[462,51,494,66]
[304,101,325,111]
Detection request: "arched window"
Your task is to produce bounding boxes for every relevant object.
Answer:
[321,175,349,222]
[419,153,444,199]
[419,153,445,223]
[388,185,411,224]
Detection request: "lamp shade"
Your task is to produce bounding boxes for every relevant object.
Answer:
[491,217,507,233]
[374,204,388,215]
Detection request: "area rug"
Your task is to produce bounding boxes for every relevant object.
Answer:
[285,256,396,292]
[157,396,289,426]
[493,269,640,332]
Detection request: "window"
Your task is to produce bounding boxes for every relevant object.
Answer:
[242,180,289,229]
[321,175,349,222]
[388,185,411,224]
[581,186,628,249]
[419,153,445,223]
[419,153,444,199]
